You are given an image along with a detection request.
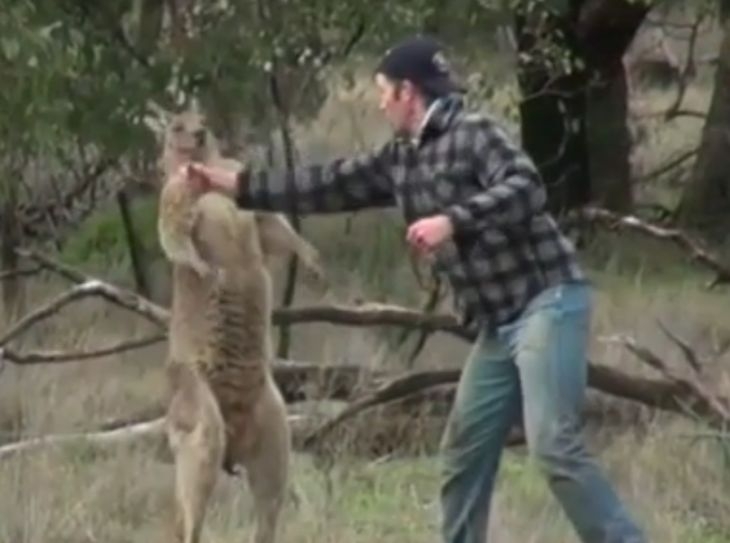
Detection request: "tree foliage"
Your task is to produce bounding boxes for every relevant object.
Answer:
[0,0,502,177]
[1,0,729,243]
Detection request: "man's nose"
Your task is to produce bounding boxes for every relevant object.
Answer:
[194,129,206,146]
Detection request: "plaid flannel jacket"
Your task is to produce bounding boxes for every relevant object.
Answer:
[236,96,585,333]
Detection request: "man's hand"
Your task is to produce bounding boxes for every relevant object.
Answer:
[406,214,454,254]
[183,163,239,198]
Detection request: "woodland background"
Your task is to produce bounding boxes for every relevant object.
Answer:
[2,1,730,542]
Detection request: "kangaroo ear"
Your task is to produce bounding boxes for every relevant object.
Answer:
[190,96,202,115]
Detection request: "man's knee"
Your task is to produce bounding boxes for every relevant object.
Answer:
[440,407,465,451]
[440,408,495,485]
[440,409,468,474]
[528,416,588,478]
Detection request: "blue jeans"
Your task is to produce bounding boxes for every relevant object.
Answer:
[440,281,645,543]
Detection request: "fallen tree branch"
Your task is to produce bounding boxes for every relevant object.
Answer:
[6,252,728,425]
[273,301,472,340]
[300,358,730,449]
[0,334,165,365]
[0,281,108,345]
[73,356,697,427]
[14,250,169,327]
[0,417,166,461]
[15,249,472,339]
[0,388,641,463]
[273,358,378,402]
[302,369,460,448]
[8,249,730,435]
[0,413,362,461]
[570,207,730,287]
[283,357,729,428]
[0,280,167,346]
[5,347,728,461]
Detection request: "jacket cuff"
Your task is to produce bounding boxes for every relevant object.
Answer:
[444,204,474,234]
[234,167,251,205]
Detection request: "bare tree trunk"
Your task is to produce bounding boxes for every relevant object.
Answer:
[677,16,730,238]
[1,167,24,320]
[585,72,633,211]
[116,189,150,297]
[579,0,648,212]
[514,0,647,213]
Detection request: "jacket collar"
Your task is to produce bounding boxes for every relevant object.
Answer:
[412,93,464,145]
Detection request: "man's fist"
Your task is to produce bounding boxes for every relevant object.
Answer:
[406,214,454,254]
[182,163,239,197]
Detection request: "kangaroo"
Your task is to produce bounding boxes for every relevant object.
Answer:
[152,102,326,543]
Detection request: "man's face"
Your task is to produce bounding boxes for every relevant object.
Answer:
[375,73,417,137]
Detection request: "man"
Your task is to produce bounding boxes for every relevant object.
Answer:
[183,34,646,543]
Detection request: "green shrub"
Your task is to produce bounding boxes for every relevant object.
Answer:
[60,195,161,273]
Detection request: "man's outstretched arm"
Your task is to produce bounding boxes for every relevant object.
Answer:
[189,143,397,215]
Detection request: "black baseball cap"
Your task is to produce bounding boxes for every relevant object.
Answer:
[376,35,465,97]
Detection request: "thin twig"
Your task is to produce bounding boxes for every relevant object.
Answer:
[637,147,699,183]
[16,248,87,283]
[602,334,730,423]
[0,266,42,281]
[665,10,704,120]
[655,319,702,374]
[633,108,706,121]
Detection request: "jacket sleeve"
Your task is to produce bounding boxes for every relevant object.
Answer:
[443,120,547,233]
[235,142,396,214]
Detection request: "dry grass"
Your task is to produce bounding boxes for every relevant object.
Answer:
[3,31,730,542]
[2,236,730,543]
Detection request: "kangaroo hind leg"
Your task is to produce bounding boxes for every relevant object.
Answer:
[167,369,226,543]
[243,392,290,543]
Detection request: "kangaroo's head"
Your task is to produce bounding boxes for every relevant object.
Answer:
[145,99,221,181]
[162,109,220,175]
